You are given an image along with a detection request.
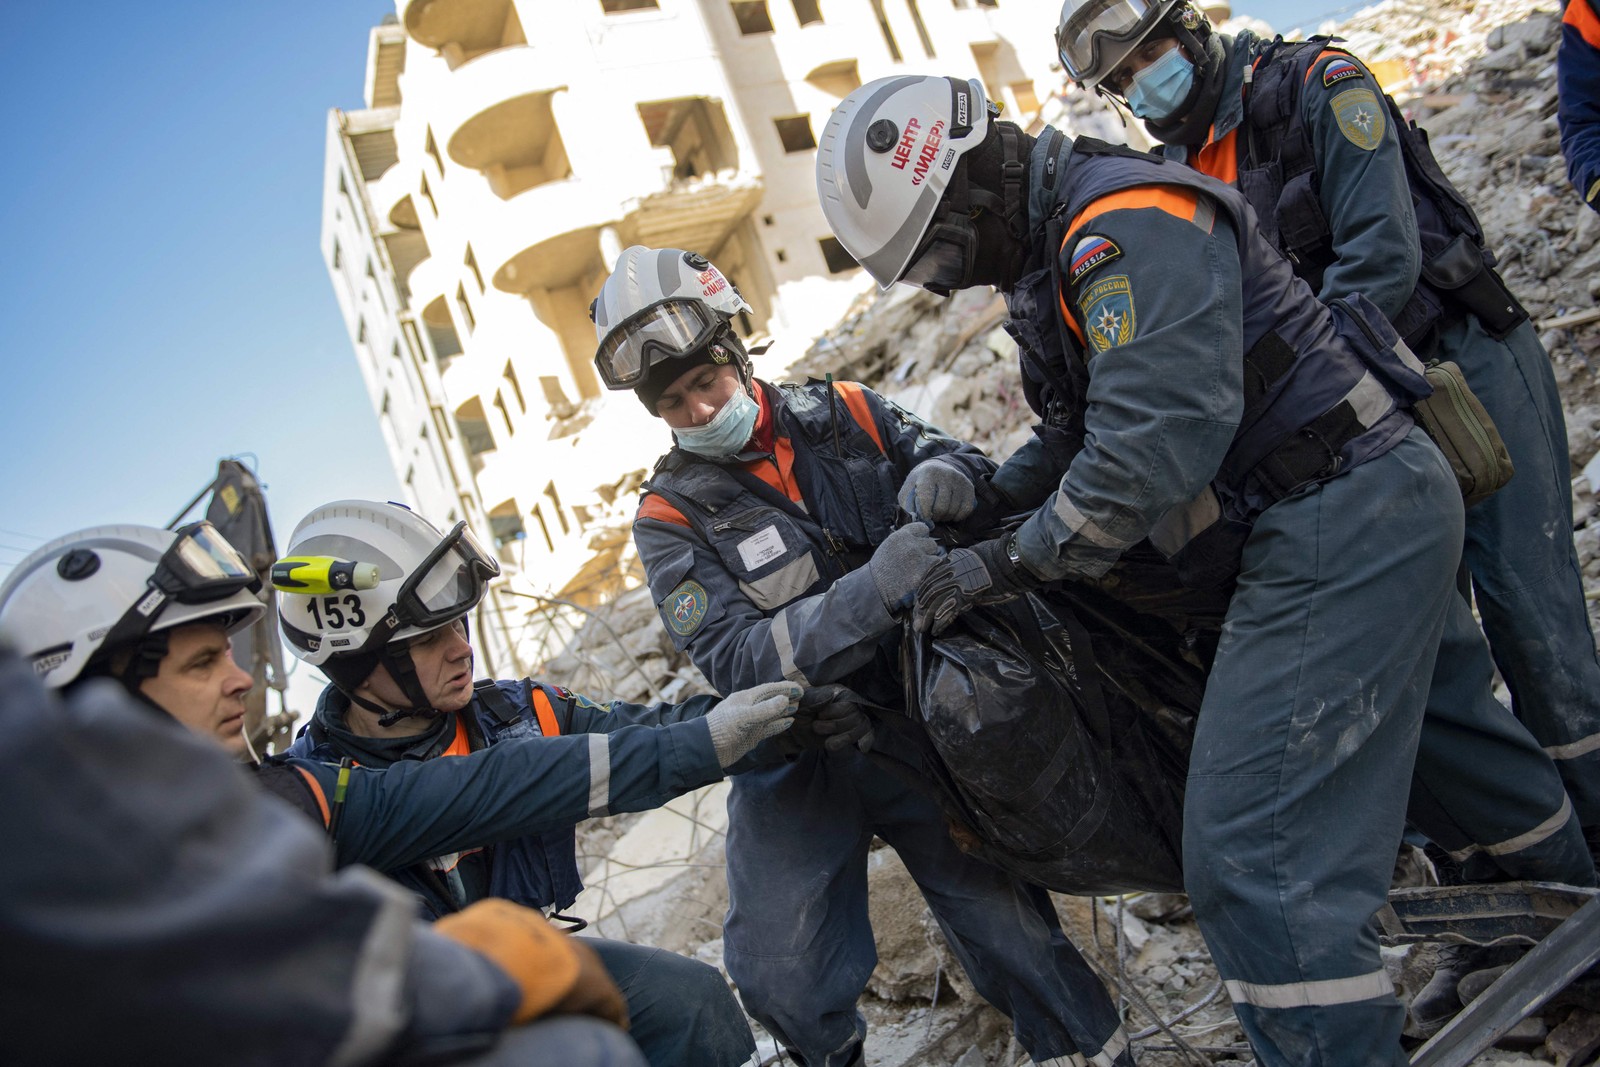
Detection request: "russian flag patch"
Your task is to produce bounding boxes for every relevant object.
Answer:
[1323,58,1362,86]
[1068,234,1122,285]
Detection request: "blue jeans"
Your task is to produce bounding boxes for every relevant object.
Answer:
[1185,431,1456,1067]
[588,938,757,1067]
[723,747,1130,1067]
[1446,315,1600,824]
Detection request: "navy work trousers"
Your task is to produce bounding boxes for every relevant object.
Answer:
[588,938,757,1067]
[723,746,1130,1067]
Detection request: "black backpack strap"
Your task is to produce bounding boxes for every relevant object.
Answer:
[472,679,524,730]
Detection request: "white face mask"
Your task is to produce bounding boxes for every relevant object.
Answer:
[673,386,760,459]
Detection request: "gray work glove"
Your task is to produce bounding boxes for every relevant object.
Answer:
[798,683,876,754]
[911,534,1035,635]
[866,522,944,613]
[706,681,802,767]
[898,458,978,524]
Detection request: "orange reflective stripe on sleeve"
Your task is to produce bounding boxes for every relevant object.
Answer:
[532,687,562,738]
[637,493,691,528]
[294,765,332,826]
[1057,288,1089,347]
[831,381,887,454]
[1568,0,1600,50]
[1067,186,1205,236]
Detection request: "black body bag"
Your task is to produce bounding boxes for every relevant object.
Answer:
[892,584,1202,895]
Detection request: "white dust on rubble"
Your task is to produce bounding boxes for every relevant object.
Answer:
[540,4,1599,1062]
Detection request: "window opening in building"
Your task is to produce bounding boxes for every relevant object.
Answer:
[357,317,368,344]
[419,173,438,216]
[868,0,902,60]
[367,259,386,311]
[1010,80,1040,115]
[906,0,936,56]
[773,115,817,153]
[503,361,526,412]
[763,214,775,226]
[403,320,427,364]
[465,245,485,292]
[531,504,555,552]
[793,0,823,24]
[544,483,570,535]
[601,0,658,11]
[637,98,739,181]
[494,391,515,436]
[488,502,527,548]
[455,284,476,333]
[819,236,860,274]
[331,239,343,269]
[976,0,997,7]
[433,404,454,438]
[425,127,444,173]
[732,0,775,34]
[456,399,496,470]
[776,249,788,263]
[427,317,463,360]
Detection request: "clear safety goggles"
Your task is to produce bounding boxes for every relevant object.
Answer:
[1056,0,1165,84]
[393,520,500,632]
[594,299,728,390]
[103,522,261,647]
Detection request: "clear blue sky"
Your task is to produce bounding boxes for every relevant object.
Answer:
[0,3,400,579]
[0,0,1341,580]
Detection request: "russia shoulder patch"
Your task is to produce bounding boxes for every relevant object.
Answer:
[1067,233,1122,286]
[1321,57,1362,87]
[664,579,709,637]
[1330,88,1385,151]
[1077,275,1137,354]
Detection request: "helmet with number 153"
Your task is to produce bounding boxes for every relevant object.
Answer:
[275,501,499,717]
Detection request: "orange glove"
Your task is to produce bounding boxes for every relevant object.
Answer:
[434,899,628,1028]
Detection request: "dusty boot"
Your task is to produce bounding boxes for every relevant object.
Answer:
[1410,943,1525,1037]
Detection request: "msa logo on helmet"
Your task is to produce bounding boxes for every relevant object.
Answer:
[955,90,969,129]
[31,647,70,676]
[329,637,352,649]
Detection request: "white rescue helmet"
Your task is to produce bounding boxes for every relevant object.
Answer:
[815,75,992,289]
[1056,0,1184,90]
[0,522,265,689]
[591,245,752,393]
[275,501,498,702]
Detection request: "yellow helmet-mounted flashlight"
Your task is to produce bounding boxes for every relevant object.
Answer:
[270,556,381,596]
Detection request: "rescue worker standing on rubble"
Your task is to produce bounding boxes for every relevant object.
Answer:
[271,500,800,1067]
[1052,0,1600,858]
[814,74,1596,1066]
[1561,0,1600,211]
[592,245,1133,1067]
[0,531,643,1067]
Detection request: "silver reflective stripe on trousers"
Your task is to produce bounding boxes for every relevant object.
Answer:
[587,733,612,816]
[1224,968,1394,1010]
[1087,1025,1131,1066]
[739,553,822,611]
[769,609,812,685]
[1545,729,1600,762]
[1035,1054,1087,1066]
[1448,793,1573,862]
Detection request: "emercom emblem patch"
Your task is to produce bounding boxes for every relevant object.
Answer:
[1078,275,1137,354]
[665,580,709,636]
[1331,88,1385,151]
[1067,233,1122,286]
[1322,57,1361,87]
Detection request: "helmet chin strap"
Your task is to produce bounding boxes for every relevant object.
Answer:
[368,642,444,729]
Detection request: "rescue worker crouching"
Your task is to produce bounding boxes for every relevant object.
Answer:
[0,525,642,1066]
[275,500,799,1067]
[815,75,1595,1067]
[592,245,1135,1067]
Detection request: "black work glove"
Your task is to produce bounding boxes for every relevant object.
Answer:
[794,683,876,754]
[911,534,1036,635]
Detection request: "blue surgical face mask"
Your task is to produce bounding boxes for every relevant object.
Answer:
[1125,46,1195,122]
[673,385,759,459]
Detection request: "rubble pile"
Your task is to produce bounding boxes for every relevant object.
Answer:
[536,4,1599,1062]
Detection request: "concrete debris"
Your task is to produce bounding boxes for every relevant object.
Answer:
[534,1,1600,1061]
